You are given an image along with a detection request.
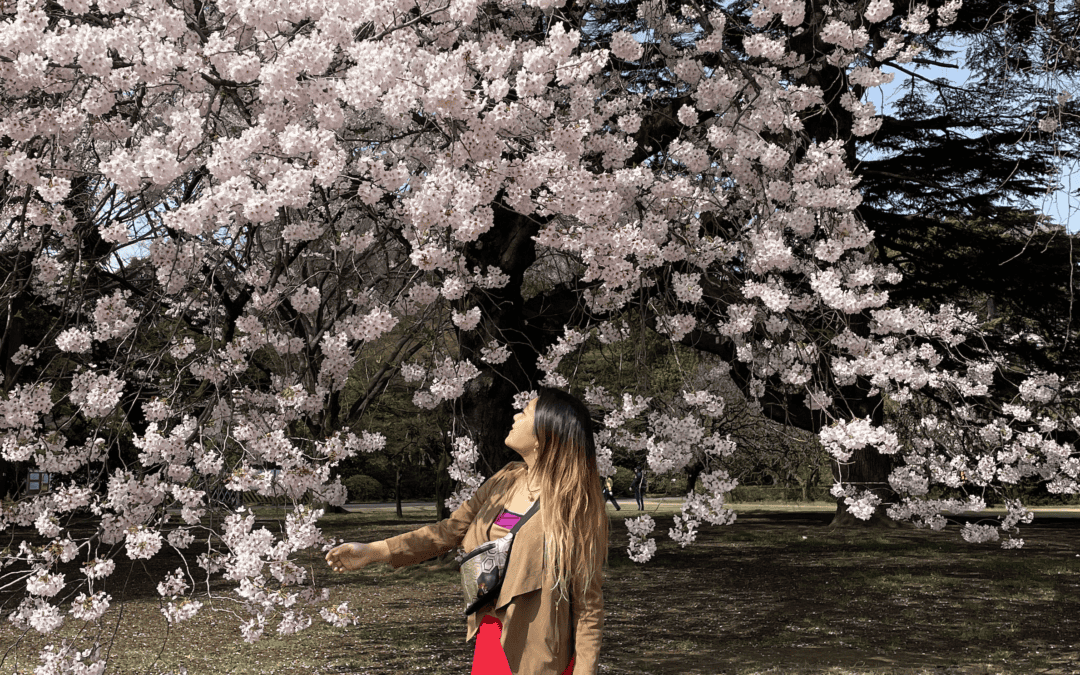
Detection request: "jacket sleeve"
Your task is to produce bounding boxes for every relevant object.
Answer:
[570,563,604,675]
[384,471,499,568]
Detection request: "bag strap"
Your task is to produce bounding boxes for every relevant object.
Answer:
[508,499,539,536]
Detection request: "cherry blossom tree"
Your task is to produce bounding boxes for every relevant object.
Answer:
[1,0,1079,669]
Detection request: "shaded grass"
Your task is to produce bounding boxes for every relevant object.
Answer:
[1,504,1078,674]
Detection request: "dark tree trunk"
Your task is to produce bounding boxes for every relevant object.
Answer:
[461,373,530,475]
[434,439,452,521]
[0,460,24,501]
[800,463,822,502]
[793,0,895,528]
[457,205,551,473]
[395,466,403,519]
[829,381,899,528]
[829,445,899,527]
[686,462,703,497]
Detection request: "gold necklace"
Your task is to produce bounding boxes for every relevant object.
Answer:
[523,474,540,500]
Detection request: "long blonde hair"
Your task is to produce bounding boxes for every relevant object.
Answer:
[529,387,609,601]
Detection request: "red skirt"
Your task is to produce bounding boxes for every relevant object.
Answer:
[471,616,575,675]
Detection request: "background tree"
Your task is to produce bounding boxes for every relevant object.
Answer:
[608,0,1080,524]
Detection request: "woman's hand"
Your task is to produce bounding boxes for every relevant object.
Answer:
[325,541,391,572]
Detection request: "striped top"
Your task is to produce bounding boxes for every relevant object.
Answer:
[493,508,524,531]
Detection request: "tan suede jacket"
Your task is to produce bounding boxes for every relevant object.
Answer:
[384,462,604,675]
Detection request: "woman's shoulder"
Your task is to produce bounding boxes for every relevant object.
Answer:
[470,462,525,502]
[493,461,527,481]
[464,463,516,508]
[482,462,524,492]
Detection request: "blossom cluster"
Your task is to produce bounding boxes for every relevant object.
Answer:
[446,434,484,512]
[625,515,658,564]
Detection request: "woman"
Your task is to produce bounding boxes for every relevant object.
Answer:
[601,476,620,510]
[325,388,609,675]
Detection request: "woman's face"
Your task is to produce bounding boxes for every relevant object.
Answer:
[505,397,539,458]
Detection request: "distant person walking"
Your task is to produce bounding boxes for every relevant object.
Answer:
[602,476,620,510]
[632,465,646,511]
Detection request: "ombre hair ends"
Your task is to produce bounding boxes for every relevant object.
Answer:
[527,387,609,602]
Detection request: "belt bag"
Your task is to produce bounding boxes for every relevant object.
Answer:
[459,500,539,616]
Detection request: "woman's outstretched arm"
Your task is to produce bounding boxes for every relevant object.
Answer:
[325,467,509,573]
[383,468,504,568]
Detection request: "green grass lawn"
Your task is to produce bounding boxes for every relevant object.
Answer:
[1,504,1077,675]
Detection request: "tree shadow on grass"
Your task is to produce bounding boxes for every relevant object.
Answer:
[598,511,1080,674]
